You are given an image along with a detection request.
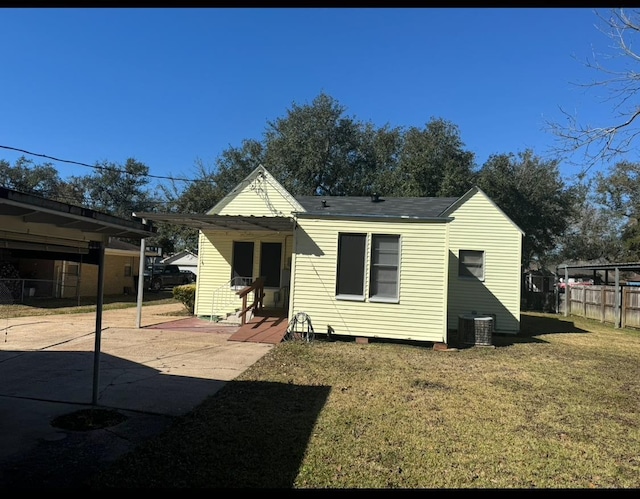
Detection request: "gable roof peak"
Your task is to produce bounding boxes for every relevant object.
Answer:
[206,165,305,215]
[441,185,524,235]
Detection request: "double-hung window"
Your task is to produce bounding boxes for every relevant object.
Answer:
[369,235,400,301]
[335,233,400,302]
[459,250,484,280]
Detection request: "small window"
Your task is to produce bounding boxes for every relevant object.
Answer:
[370,235,400,301]
[459,250,484,279]
[336,233,366,299]
[124,264,132,277]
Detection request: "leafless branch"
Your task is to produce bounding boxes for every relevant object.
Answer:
[546,8,640,175]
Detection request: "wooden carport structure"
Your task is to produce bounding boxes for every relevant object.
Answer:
[556,261,640,328]
[0,187,156,404]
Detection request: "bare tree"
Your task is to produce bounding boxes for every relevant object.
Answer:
[547,8,640,176]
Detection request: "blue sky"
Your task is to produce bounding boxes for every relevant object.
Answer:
[0,8,630,190]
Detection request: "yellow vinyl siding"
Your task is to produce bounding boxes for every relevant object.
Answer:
[290,217,449,342]
[214,175,300,217]
[447,191,522,333]
[195,230,293,318]
[60,254,139,298]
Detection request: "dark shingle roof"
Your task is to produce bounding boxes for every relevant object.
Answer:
[295,195,459,218]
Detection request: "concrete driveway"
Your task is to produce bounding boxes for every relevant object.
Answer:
[0,303,274,488]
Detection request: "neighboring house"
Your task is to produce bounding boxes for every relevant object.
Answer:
[192,166,523,345]
[13,238,154,298]
[161,249,198,275]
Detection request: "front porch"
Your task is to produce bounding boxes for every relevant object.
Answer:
[228,308,289,344]
[227,277,289,344]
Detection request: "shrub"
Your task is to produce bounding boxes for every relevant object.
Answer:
[173,284,196,314]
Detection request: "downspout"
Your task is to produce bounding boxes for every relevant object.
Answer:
[288,216,298,320]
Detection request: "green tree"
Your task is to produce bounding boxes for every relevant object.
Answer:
[263,93,367,195]
[394,118,476,197]
[157,158,226,252]
[595,160,640,260]
[351,123,404,197]
[477,150,577,267]
[80,158,155,219]
[214,139,266,198]
[0,156,76,202]
[214,94,475,200]
[551,181,625,264]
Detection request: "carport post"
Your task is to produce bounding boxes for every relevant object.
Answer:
[136,230,147,329]
[92,241,106,406]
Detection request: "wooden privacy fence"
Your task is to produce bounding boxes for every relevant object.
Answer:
[564,285,640,329]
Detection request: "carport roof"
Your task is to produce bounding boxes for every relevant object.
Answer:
[0,187,155,240]
[556,262,640,273]
[132,212,295,232]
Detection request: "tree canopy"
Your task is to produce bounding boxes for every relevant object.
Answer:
[594,160,640,259]
[476,150,578,267]
[0,156,71,202]
[1,91,624,267]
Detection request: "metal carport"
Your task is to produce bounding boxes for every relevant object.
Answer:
[0,187,156,403]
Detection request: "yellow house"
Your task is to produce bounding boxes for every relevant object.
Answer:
[55,239,154,298]
[191,165,523,345]
[15,239,154,299]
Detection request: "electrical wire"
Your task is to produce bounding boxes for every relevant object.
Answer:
[0,145,213,184]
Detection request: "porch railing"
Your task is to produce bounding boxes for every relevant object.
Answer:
[209,276,253,321]
[237,277,265,325]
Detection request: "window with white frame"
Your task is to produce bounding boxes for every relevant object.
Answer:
[459,250,484,279]
[336,232,400,302]
[369,234,400,301]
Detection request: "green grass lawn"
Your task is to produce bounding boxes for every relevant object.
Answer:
[84,311,640,489]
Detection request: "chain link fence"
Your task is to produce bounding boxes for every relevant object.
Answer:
[0,278,76,304]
